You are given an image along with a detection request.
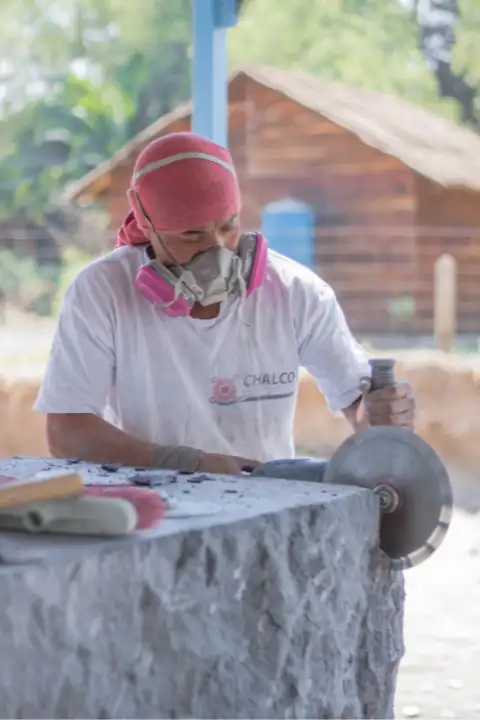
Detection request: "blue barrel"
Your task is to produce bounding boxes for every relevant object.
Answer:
[261,197,316,268]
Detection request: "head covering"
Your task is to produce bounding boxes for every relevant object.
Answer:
[117,132,241,247]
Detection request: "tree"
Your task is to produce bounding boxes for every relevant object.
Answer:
[228,0,478,127]
[455,0,480,82]
[0,0,191,120]
[0,0,192,221]
[451,0,480,124]
[413,0,479,127]
[0,73,134,221]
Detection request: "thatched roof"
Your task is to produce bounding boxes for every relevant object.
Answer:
[63,64,480,202]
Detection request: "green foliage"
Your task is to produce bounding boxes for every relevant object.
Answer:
[229,0,465,122]
[0,73,137,222]
[0,0,191,222]
[50,246,97,316]
[0,249,58,314]
[0,0,191,111]
[452,0,480,87]
[0,245,97,317]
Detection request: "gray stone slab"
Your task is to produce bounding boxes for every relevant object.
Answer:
[0,456,404,719]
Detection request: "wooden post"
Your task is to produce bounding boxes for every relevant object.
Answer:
[434,254,457,353]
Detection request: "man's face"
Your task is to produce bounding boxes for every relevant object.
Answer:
[150,214,241,266]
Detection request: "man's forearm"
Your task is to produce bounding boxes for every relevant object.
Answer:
[46,413,203,472]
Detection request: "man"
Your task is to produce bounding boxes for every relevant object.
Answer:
[35,132,414,475]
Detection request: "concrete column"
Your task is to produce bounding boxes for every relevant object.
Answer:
[192,0,238,146]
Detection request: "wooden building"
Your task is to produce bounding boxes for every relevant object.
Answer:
[65,65,480,335]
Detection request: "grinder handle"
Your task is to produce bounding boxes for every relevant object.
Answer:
[368,357,396,391]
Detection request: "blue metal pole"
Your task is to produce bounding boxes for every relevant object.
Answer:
[192,0,238,147]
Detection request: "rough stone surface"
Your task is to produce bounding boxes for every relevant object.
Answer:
[0,457,404,719]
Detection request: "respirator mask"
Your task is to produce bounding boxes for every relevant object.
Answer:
[171,246,241,307]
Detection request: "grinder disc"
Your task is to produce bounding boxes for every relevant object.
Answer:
[324,426,453,570]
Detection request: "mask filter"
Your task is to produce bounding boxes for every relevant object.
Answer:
[176,246,238,306]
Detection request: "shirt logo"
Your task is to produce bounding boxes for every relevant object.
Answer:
[210,371,297,406]
[210,377,239,405]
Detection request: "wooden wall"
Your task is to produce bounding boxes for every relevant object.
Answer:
[233,77,418,335]
[414,176,480,334]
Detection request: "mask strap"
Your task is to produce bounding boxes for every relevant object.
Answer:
[233,256,247,300]
[231,253,250,326]
[133,189,184,274]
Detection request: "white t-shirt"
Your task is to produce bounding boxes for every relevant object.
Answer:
[35,245,370,462]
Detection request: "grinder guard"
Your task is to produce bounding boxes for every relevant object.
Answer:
[250,427,453,571]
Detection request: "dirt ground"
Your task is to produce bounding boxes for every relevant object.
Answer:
[395,465,480,719]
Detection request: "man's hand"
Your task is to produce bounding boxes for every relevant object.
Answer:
[363,382,415,431]
[197,452,260,475]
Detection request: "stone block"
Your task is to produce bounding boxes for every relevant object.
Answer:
[0,457,404,719]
